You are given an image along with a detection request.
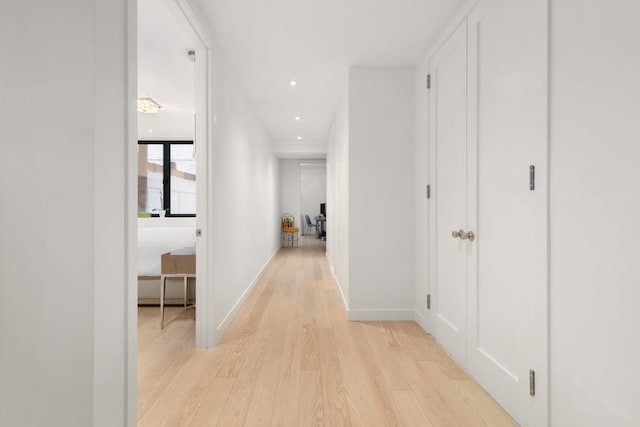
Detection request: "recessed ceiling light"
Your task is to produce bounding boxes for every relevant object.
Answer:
[297,136,302,140]
[295,116,301,121]
[147,129,153,133]
[137,98,161,114]
[289,80,297,87]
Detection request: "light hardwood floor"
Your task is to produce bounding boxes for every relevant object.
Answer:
[138,238,516,426]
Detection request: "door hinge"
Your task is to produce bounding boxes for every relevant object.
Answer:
[529,369,536,396]
[529,165,535,191]
[427,74,431,89]
[427,294,431,309]
[426,184,431,199]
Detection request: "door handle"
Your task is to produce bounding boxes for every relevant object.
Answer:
[460,230,475,242]
[452,229,475,242]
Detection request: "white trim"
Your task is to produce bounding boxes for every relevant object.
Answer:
[138,298,190,305]
[215,249,279,339]
[347,309,415,321]
[168,0,216,349]
[172,0,213,47]
[420,0,479,61]
[333,272,349,313]
[326,255,412,322]
[414,310,432,334]
[327,254,349,313]
[125,1,138,425]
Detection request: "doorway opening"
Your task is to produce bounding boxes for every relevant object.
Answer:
[132,0,214,422]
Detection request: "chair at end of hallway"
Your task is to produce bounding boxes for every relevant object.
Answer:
[281,213,299,247]
[304,214,318,236]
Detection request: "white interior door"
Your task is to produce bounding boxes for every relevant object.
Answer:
[429,21,469,364]
[466,0,548,425]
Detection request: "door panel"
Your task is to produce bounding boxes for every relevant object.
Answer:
[429,21,468,364]
[467,0,548,425]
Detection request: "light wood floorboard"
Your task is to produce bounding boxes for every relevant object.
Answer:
[138,237,517,426]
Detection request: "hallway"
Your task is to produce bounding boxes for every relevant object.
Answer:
[138,238,515,426]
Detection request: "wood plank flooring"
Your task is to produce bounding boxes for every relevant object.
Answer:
[138,238,516,426]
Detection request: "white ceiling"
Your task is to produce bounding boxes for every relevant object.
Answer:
[193,0,470,152]
[138,0,196,140]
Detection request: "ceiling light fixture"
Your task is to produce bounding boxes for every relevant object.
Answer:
[289,80,297,87]
[295,116,301,121]
[148,129,153,133]
[297,136,302,140]
[137,97,162,114]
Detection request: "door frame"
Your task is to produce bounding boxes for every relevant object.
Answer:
[125,0,216,423]
[169,0,216,350]
[427,18,470,364]
[422,3,478,335]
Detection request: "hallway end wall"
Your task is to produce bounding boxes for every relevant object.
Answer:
[299,162,327,230]
[281,159,301,229]
[280,159,326,233]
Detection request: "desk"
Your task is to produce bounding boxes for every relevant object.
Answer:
[160,247,195,328]
[314,216,326,240]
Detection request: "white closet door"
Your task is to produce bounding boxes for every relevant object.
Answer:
[429,21,469,364]
[466,0,548,425]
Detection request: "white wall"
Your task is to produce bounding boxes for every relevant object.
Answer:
[327,91,350,307]
[549,1,640,425]
[327,67,416,319]
[347,66,415,317]
[281,159,301,228]
[210,38,281,338]
[299,162,327,232]
[0,1,129,426]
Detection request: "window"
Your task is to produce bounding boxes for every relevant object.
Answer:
[138,141,196,217]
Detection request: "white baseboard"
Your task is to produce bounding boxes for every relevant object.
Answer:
[137,298,186,305]
[414,310,431,334]
[326,254,348,313]
[333,274,349,313]
[326,254,415,321]
[215,248,279,340]
[347,309,415,321]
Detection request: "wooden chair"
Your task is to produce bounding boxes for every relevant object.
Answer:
[160,247,196,329]
[281,213,300,247]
